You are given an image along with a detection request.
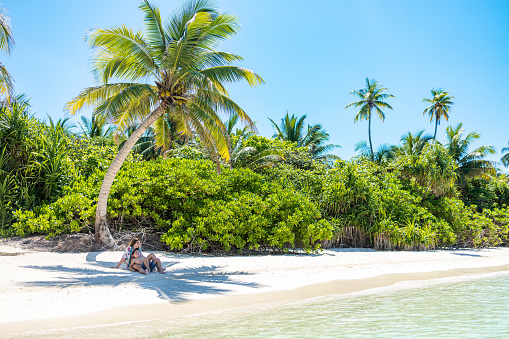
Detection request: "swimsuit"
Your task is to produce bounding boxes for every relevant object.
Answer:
[142,261,157,271]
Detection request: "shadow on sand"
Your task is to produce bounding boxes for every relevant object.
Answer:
[21,252,263,302]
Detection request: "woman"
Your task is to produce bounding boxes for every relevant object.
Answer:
[112,238,166,274]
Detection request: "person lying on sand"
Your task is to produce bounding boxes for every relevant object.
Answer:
[112,237,166,274]
[129,249,149,275]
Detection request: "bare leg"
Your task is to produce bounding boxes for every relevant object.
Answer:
[155,258,165,274]
[132,263,147,274]
[147,253,166,272]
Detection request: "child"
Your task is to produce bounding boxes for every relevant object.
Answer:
[129,249,149,275]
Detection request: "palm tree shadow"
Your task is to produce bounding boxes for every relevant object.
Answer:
[22,252,263,302]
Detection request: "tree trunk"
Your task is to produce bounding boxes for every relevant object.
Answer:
[95,104,167,245]
[215,156,221,174]
[368,110,374,161]
[433,117,438,140]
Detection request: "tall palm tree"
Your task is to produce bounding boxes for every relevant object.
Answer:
[65,0,263,245]
[269,112,339,159]
[502,141,509,167]
[444,123,496,185]
[422,89,454,140]
[345,78,394,161]
[0,6,14,97]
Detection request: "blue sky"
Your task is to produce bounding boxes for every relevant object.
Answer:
[3,0,509,171]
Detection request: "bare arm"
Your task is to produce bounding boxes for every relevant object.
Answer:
[111,258,126,269]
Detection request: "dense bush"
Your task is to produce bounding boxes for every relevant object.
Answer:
[13,158,333,252]
[265,158,508,250]
[462,176,509,211]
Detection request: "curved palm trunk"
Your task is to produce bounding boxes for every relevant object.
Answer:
[95,103,167,245]
[368,111,374,161]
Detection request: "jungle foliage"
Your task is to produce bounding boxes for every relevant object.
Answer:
[4,107,509,252]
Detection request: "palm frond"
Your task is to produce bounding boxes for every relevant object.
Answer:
[87,26,157,83]
[0,7,13,55]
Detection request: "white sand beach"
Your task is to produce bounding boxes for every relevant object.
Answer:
[2,244,509,337]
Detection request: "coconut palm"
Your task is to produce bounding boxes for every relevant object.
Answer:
[345,78,394,161]
[0,6,14,97]
[502,142,509,167]
[65,0,263,245]
[269,112,339,160]
[422,89,454,140]
[444,123,496,185]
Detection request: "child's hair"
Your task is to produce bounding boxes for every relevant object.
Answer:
[132,248,140,256]
[129,238,140,248]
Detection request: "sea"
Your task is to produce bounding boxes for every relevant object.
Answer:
[19,271,509,338]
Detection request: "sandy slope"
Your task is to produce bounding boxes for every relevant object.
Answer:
[2,244,509,336]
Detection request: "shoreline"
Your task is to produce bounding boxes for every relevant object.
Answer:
[2,246,509,336]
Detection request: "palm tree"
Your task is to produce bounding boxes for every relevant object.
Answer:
[269,113,306,145]
[65,0,263,245]
[394,130,433,157]
[269,112,339,160]
[354,140,395,165]
[422,89,454,140]
[225,116,283,170]
[502,142,509,167]
[345,78,394,161]
[79,115,115,139]
[0,6,14,97]
[444,123,496,185]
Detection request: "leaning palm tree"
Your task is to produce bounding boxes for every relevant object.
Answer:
[423,89,454,140]
[65,0,263,245]
[345,78,394,161]
[444,123,496,185]
[0,6,14,97]
[502,141,509,167]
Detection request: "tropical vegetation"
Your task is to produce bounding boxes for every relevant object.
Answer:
[1,1,509,254]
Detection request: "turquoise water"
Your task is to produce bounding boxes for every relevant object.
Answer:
[162,273,509,338]
[22,272,509,338]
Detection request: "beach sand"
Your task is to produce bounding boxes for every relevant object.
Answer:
[2,244,509,337]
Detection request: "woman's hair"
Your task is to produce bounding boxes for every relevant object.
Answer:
[129,238,140,248]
